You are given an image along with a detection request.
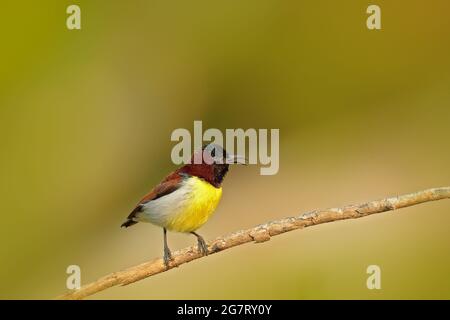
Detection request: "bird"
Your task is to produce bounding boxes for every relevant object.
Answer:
[121,143,246,267]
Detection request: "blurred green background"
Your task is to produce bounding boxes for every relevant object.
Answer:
[1,0,450,299]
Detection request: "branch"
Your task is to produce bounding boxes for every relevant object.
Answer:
[59,186,450,300]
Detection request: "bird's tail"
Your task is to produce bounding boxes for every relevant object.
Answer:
[121,219,138,228]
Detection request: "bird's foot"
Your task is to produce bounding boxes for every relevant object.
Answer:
[163,247,173,268]
[197,236,209,256]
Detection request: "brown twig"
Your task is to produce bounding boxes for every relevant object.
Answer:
[59,186,450,300]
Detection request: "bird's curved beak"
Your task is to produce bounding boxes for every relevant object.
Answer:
[227,154,248,165]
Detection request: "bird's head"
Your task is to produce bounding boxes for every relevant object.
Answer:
[180,143,246,187]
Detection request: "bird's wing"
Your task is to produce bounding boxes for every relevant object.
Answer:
[126,173,184,221]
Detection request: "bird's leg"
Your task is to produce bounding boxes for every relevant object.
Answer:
[191,231,209,256]
[163,228,172,267]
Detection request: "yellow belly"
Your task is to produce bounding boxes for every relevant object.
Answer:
[165,177,222,233]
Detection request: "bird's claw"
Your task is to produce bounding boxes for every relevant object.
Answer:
[197,237,209,256]
[163,247,173,268]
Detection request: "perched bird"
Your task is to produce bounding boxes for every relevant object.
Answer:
[121,144,246,266]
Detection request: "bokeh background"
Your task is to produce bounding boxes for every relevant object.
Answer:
[1,0,450,299]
